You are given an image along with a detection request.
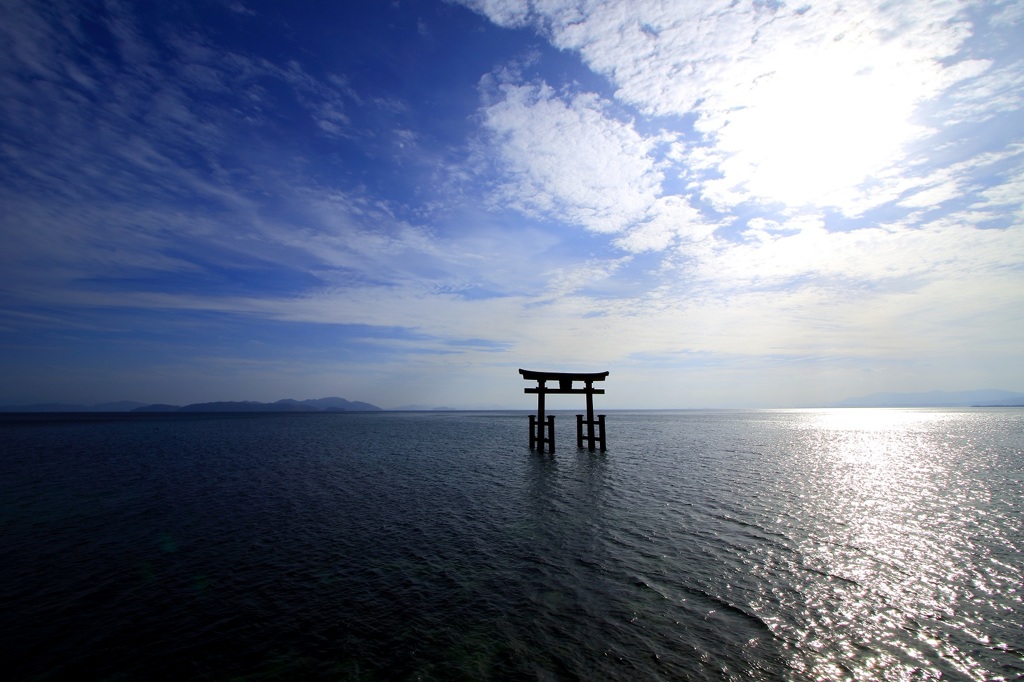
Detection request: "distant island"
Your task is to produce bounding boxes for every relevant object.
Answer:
[0,397,382,413]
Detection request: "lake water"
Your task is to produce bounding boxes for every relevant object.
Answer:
[1,409,1022,680]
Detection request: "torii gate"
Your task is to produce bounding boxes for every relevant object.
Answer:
[519,369,609,453]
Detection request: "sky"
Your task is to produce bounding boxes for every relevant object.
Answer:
[1,0,1022,409]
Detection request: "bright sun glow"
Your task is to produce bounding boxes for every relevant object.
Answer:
[713,43,932,208]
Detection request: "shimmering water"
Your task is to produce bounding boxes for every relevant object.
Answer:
[1,409,1021,680]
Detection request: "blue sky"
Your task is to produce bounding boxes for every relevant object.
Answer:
[1,0,1022,409]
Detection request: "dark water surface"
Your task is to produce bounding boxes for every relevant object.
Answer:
[1,409,1022,680]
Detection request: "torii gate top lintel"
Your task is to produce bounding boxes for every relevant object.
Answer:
[518,369,609,393]
[518,369,609,382]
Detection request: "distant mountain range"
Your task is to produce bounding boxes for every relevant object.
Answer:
[0,397,382,413]
[3,390,1022,412]
[834,389,1024,408]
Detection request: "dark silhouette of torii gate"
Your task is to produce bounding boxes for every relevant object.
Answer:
[519,369,609,453]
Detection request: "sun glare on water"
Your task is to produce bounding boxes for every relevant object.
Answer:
[781,408,1000,679]
[810,407,944,434]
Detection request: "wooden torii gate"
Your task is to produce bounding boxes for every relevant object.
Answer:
[519,369,609,453]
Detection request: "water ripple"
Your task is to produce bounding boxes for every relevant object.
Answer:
[1,409,1022,680]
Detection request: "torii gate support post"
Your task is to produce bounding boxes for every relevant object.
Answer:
[538,379,546,451]
[575,413,606,451]
[520,369,608,454]
[585,380,596,450]
[527,381,556,452]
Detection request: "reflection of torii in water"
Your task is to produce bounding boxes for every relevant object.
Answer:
[519,369,609,454]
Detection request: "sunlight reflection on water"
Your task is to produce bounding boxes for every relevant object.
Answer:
[752,409,1020,680]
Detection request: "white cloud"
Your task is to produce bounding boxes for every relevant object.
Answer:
[897,180,965,209]
[613,195,716,253]
[943,62,1024,125]
[467,1,972,114]
[463,0,1006,214]
[973,164,1024,222]
[990,0,1024,30]
[480,79,663,233]
[542,257,631,297]
[690,215,1024,291]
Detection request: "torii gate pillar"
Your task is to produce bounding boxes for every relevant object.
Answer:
[519,369,609,453]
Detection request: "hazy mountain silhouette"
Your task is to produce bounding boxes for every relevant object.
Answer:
[835,389,1024,407]
[170,397,382,412]
[0,397,381,413]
